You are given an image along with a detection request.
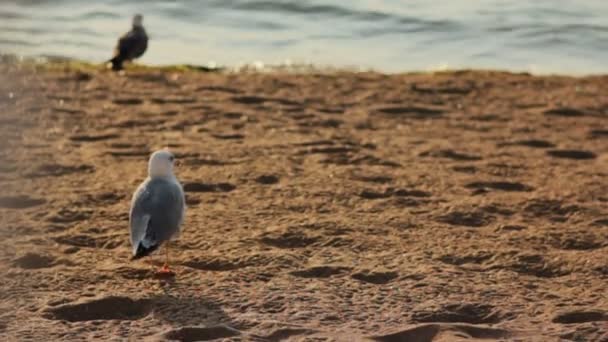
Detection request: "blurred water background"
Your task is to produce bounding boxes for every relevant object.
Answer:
[1,0,607,74]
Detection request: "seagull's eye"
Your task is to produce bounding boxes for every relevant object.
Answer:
[169,156,174,162]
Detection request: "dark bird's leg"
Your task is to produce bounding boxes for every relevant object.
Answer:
[110,56,124,71]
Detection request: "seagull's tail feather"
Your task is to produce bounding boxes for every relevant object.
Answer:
[131,242,159,260]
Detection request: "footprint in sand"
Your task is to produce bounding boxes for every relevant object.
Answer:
[437,210,495,228]
[12,253,56,269]
[47,208,92,224]
[111,118,165,129]
[183,254,286,272]
[255,174,280,185]
[69,132,119,142]
[182,256,249,272]
[222,111,246,120]
[162,326,240,341]
[523,199,582,219]
[211,133,245,140]
[183,182,236,193]
[322,154,400,168]
[590,129,608,138]
[513,139,556,148]
[112,98,143,105]
[470,114,509,122]
[375,105,444,119]
[298,118,343,128]
[359,190,392,200]
[351,270,398,285]
[352,174,393,184]
[80,192,125,206]
[26,163,94,178]
[411,81,474,95]
[465,181,533,192]
[196,85,240,94]
[359,188,431,200]
[595,265,608,276]
[185,194,202,206]
[592,218,608,227]
[452,165,477,174]
[495,224,527,232]
[231,95,267,105]
[53,233,123,249]
[504,253,570,278]
[259,230,319,249]
[52,107,85,115]
[552,310,607,324]
[294,139,370,155]
[257,328,318,341]
[543,107,587,117]
[114,267,152,280]
[419,149,482,161]
[290,265,352,279]
[0,195,45,209]
[548,234,603,251]
[44,296,152,322]
[437,251,494,266]
[150,96,196,104]
[547,149,597,160]
[411,303,507,324]
[370,323,512,342]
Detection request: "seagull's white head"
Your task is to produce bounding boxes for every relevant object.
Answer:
[148,150,175,178]
[133,14,143,28]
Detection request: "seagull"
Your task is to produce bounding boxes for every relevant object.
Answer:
[129,150,185,275]
[109,14,148,71]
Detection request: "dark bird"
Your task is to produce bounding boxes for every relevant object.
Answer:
[109,14,148,71]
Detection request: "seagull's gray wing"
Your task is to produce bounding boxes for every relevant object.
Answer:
[129,180,152,254]
[129,177,184,257]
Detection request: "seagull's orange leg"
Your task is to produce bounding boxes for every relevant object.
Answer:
[164,242,170,269]
[156,242,174,276]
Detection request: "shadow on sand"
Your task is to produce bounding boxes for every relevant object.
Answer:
[149,284,245,342]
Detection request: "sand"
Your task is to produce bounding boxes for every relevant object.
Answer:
[0,64,607,341]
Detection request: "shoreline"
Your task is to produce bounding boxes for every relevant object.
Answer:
[3,53,607,77]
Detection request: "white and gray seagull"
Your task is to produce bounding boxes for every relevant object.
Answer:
[129,149,185,275]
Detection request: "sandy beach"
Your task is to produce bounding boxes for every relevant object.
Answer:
[0,63,607,341]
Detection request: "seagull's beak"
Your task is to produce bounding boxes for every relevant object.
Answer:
[174,160,182,167]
